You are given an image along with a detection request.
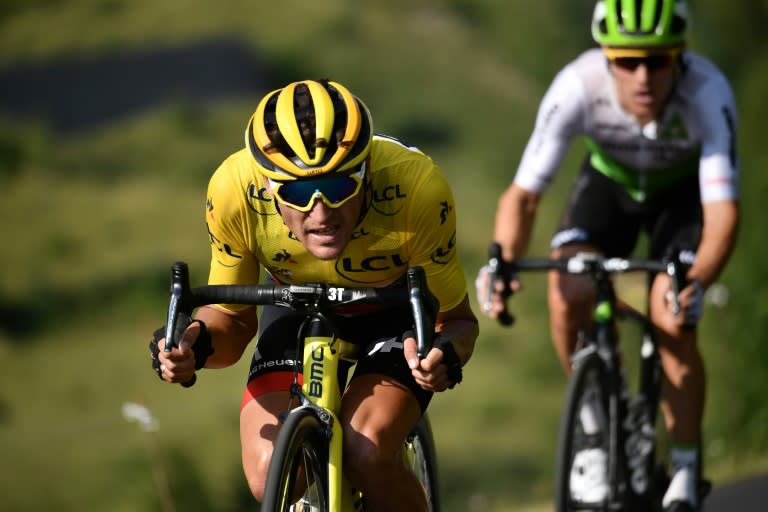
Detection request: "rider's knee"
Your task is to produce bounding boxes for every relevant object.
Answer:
[649,302,699,345]
[243,450,271,501]
[548,275,592,316]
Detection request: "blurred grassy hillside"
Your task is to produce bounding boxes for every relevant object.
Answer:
[1,1,766,511]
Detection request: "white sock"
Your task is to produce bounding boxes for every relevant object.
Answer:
[662,448,698,508]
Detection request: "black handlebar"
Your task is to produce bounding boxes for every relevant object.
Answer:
[164,264,438,386]
[487,242,688,326]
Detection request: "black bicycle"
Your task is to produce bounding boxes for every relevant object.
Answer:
[163,262,440,511]
[486,243,710,511]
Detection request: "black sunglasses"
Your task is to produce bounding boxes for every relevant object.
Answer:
[612,54,677,72]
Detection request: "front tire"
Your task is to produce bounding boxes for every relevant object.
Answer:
[262,408,329,512]
[554,351,612,512]
[404,415,441,511]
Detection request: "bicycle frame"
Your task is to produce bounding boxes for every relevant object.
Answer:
[487,243,687,509]
[582,272,653,505]
[163,262,438,511]
[296,316,362,510]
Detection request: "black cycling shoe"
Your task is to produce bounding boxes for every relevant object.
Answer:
[664,500,696,512]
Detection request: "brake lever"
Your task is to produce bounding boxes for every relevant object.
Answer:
[488,243,515,326]
[407,266,436,358]
[164,261,197,387]
[665,256,685,317]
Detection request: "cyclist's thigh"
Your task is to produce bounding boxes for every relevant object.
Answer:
[645,173,702,324]
[341,373,423,456]
[549,159,643,308]
[546,243,603,318]
[340,308,431,447]
[242,305,304,408]
[341,374,427,509]
[239,305,305,485]
[551,158,641,258]
[347,313,433,414]
[646,173,702,263]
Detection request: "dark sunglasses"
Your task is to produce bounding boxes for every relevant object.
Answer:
[269,163,366,212]
[612,54,677,72]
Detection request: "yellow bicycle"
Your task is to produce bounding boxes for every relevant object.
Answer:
[164,263,440,511]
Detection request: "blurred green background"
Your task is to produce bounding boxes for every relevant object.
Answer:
[1,1,766,510]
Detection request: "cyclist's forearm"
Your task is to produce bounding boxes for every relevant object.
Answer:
[689,199,740,287]
[194,305,258,368]
[493,183,540,260]
[440,322,477,366]
[436,297,479,366]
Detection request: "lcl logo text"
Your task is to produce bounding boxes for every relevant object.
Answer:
[340,254,408,272]
[373,185,406,202]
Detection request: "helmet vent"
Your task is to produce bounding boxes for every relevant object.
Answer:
[598,18,608,35]
[294,85,318,159]
[670,15,687,35]
[617,0,664,35]
[649,0,663,34]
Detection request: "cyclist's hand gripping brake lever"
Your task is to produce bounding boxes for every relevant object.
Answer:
[488,243,515,326]
[165,261,197,388]
[407,266,438,358]
[665,249,697,329]
[665,250,686,317]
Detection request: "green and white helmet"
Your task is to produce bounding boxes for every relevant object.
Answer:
[592,0,689,50]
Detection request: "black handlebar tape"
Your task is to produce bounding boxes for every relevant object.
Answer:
[165,261,191,352]
[165,261,197,388]
[407,266,434,358]
[190,285,280,306]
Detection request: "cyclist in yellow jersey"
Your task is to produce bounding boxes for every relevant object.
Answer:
[149,79,478,511]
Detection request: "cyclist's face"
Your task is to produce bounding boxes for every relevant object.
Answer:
[610,53,678,125]
[272,181,364,260]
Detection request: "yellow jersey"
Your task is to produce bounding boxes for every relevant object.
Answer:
[205,135,467,312]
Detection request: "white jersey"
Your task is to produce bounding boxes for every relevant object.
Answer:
[513,48,739,203]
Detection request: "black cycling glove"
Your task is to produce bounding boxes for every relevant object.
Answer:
[148,319,214,381]
[403,330,463,389]
[434,335,463,389]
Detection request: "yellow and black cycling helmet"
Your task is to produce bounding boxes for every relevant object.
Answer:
[245,79,373,182]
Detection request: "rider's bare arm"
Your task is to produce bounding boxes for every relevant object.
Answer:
[493,183,541,261]
[435,295,478,367]
[689,199,739,288]
[194,304,259,368]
